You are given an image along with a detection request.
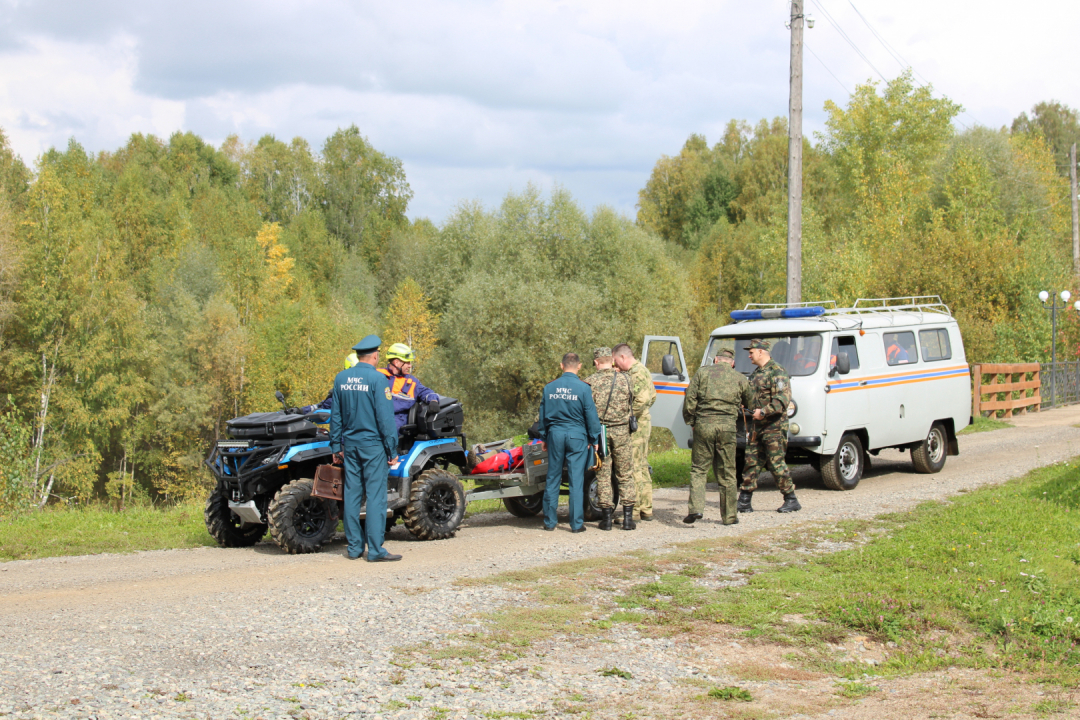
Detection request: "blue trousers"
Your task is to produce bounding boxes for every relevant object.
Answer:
[543,429,588,530]
[343,444,390,560]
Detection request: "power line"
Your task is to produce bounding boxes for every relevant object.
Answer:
[806,41,851,96]
[843,0,983,128]
[809,0,887,83]
[846,0,915,76]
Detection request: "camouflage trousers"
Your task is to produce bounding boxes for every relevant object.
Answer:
[597,423,634,509]
[688,423,737,522]
[741,423,794,495]
[632,413,653,517]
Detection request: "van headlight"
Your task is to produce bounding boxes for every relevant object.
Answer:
[789,422,801,435]
[786,400,798,418]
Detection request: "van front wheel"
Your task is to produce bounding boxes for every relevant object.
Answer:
[821,434,864,491]
[911,423,948,474]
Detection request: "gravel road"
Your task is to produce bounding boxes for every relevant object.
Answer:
[3,408,1079,719]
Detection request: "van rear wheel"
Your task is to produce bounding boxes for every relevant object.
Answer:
[911,422,948,474]
[821,434,864,491]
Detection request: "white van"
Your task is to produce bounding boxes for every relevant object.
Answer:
[643,297,971,490]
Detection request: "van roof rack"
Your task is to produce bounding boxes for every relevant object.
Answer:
[834,296,952,317]
[743,300,837,310]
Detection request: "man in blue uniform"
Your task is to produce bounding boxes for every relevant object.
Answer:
[537,352,601,533]
[330,335,401,562]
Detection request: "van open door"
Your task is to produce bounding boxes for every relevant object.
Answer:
[641,336,693,450]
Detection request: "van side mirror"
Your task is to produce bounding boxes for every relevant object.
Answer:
[835,353,851,375]
[661,354,684,380]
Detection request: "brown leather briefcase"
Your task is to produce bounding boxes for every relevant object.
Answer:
[311,464,344,501]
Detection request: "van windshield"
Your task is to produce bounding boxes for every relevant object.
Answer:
[706,335,824,377]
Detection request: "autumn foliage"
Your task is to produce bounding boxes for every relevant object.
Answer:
[0,75,1076,511]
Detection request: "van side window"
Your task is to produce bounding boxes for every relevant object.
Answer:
[830,336,860,370]
[919,329,952,362]
[883,331,917,366]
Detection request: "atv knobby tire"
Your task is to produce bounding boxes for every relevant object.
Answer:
[268,478,339,554]
[503,493,543,517]
[205,484,267,547]
[404,468,466,540]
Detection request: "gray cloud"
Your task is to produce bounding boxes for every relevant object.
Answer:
[0,0,1076,223]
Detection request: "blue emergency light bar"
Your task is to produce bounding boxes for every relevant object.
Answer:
[730,306,826,321]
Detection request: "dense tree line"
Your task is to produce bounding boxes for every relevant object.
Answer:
[0,73,1076,513]
[639,73,1077,366]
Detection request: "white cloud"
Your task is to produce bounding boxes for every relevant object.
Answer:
[0,32,184,163]
[0,0,1076,221]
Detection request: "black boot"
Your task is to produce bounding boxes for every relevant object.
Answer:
[682,513,703,524]
[622,505,636,530]
[599,508,613,531]
[777,493,801,513]
[737,490,754,513]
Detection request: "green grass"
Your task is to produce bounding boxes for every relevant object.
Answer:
[959,415,1013,434]
[615,459,1080,683]
[1033,697,1075,715]
[651,447,692,488]
[835,681,878,698]
[708,686,753,701]
[0,501,216,561]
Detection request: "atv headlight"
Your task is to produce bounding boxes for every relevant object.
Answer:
[786,400,798,418]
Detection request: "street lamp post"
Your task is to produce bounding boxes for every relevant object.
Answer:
[1038,289,1080,408]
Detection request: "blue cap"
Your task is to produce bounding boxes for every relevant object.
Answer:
[352,334,381,353]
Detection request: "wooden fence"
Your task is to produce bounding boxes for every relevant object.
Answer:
[971,363,1041,418]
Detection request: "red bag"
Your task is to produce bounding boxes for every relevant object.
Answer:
[470,445,524,474]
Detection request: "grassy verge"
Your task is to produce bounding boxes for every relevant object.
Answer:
[959,415,1013,434]
[0,501,216,561]
[618,459,1080,684]
[444,459,1080,687]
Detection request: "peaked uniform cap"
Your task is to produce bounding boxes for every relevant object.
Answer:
[352,334,382,353]
[593,347,612,360]
[748,338,771,351]
[718,347,735,358]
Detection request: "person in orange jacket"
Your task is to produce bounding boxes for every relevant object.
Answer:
[378,343,441,430]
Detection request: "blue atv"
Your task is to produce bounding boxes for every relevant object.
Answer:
[204,392,469,554]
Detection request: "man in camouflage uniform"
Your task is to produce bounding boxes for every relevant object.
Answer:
[584,347,635,531]
[613,343,656,523]
[739,338,801,514]
[682,348,754,525]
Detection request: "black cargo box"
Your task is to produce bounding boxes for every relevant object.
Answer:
[226,411,319,440]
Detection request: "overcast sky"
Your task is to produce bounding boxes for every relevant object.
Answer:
[0,1,1074,222]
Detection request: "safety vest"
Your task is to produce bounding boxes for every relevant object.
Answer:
[378,368,419,399]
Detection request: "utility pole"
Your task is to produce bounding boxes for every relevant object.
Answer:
[786,0,805,305]
[1071,142,1078,278]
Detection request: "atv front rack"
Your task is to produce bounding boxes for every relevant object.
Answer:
[205,442,287,484]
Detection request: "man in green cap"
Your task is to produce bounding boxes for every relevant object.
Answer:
[330,334,401,561]
[739,338,801,514]
[584,347,635,531]
[682,347,754,525]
